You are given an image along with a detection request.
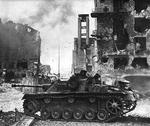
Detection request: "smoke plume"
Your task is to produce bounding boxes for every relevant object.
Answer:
[18,0,75,28]
[0,0,93,74]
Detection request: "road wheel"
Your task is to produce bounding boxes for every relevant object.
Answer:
[89,98,96,103]
[68,98,75,104]
[97,109,108,121]
[73,110,83,120]
[106,98,123,115]
[62,109,72,120]
[51,110,61,119]
[23,100,39,115]
[43,98,52,104]
[41,107,50,120]
[85,110,95,120]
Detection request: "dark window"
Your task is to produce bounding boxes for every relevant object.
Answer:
[135,0,150,13]
[101,57,108,63]
[134,37,146,52]
[114,57,128,69]
[101,0,105,3]
[131,58,148,68]
[134,18,150,33]
[103,6,109,12]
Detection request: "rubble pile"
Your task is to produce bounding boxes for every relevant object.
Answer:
[0,83,24,125]
[0,86,7,93]
[0,110,23,126]
[0,85,24,112]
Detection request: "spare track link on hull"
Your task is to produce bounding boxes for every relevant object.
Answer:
[23,93,129,122]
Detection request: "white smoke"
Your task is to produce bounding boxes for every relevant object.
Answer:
[0,0,74,26]
[128,98,150,117]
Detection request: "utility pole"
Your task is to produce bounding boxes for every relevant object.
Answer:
[58,43,60,80]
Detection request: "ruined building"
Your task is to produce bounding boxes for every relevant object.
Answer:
[73,0,150,75]
[0,20,41,82]
[72,14,94,73]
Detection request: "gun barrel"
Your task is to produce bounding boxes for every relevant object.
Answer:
[12,84,50,88]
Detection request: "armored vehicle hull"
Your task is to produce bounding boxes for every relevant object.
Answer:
[21,85,137,122]
[12,71,137,122]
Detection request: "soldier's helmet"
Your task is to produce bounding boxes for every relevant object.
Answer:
[94,73,101,79]
[80,70,87,77]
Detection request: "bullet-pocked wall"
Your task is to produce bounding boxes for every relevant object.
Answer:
[96,15,113,55]
[91,0,150,72]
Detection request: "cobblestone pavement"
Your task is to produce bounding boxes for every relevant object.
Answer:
[33,120,150,126]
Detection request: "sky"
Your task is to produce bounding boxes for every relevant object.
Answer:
[0,0,95,76]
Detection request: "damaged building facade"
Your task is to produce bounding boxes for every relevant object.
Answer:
[0,20,41,82]
[73,0,150,75]
[72,14,94,73]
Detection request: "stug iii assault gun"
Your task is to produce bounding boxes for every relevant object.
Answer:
[12,71,138,122]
